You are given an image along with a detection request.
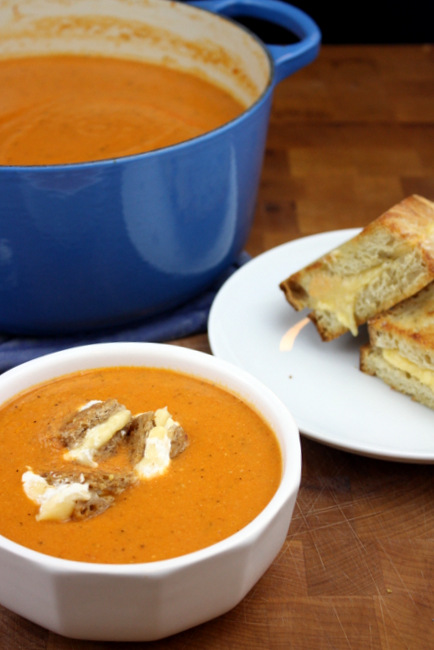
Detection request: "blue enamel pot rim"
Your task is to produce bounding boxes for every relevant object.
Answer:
[0,0,321,173]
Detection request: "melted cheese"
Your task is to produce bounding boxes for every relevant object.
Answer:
[382,349,434,390]
[134,407,178,479]
[63,407,131,467]
[308,267,382,335]
[22,470,90,522]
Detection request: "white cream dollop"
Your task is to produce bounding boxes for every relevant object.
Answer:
[134,407,179,479]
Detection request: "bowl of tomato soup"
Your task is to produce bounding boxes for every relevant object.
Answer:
[0,342,301,641]
[0,0,320,335]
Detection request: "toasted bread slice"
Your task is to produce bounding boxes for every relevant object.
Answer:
[128,408,189,479]
[360,281,434,409]
[54,470,137,521]
[60,399,132,466]
[126,411,155,466]
[279,195,434,341]
[22,468,137,522]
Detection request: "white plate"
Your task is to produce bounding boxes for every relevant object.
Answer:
[209,229,434,463]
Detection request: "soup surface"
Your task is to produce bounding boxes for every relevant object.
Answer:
[0,366,282,563]
[0,55,245,165]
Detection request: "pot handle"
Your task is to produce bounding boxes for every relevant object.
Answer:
[187,0,321,84]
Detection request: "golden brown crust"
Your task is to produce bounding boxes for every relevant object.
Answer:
[363,195,434,272]
[368,281,434,354]
[279,195,434,340]
[279,275,310,311]
[281,195,434,304]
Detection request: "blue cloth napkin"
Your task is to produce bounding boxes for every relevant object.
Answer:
[0,252,250,372]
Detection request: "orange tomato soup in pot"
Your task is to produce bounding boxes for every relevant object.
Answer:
[0,55,245,165]
[0,366,282,564]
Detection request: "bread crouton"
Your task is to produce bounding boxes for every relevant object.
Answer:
[60,399,132,466]
[41,469,137,521]
[127,409,189,463]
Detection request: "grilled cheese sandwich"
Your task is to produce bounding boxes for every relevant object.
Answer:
[280,195,434,341]
[360,281,434,409]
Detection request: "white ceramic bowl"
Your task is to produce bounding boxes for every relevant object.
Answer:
[0,342,301,641]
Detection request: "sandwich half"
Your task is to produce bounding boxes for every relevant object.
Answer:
[360,281,434,410]
[279,195,434,341]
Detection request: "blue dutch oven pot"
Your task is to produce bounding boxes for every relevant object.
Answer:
[0,0,320,335]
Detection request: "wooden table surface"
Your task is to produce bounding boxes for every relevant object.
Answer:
[1,45,433,650]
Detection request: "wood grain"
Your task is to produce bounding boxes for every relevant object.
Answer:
[1,45,433,650]
[248,44,434,256]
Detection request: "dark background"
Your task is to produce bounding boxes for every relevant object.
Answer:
[225,1,433,45]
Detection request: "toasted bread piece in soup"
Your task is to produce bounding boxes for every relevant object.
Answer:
[45,470,137,521]
[126,412,155,466]
[60,399,132,466]
[360,281,434,409]
[128,408,189,480]
[280,195,434,341]
[127,409,189,465]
